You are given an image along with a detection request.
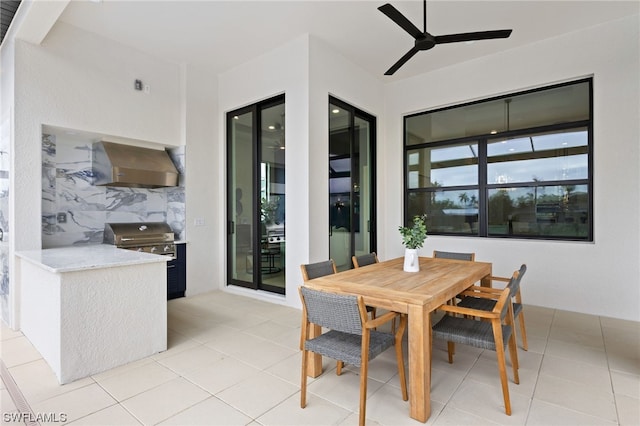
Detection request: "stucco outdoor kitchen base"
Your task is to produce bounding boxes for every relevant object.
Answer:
[17,246,168,384]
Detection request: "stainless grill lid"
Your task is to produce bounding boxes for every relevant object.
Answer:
[103,222,174,247]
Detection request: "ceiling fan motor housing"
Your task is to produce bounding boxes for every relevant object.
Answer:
[415,34,436,50]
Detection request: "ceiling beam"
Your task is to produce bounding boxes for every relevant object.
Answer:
[14,0,69,45]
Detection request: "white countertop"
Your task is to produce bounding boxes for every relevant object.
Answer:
[16,245,169,273]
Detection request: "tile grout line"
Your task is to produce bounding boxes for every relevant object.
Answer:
[0,358,40,426]
[523,307,555,425]
[599,314,623,425]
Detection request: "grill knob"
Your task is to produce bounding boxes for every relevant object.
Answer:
[151,246,158,253]
[137,248,143,252]
[164,245,171,252]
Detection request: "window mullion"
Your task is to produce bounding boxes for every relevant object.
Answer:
[478,139,488,237]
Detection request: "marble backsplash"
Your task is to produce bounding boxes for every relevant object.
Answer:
[42,133,186,248]
[1,114,9,324]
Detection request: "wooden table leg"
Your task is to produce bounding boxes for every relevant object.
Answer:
[407,304,430,422]
[307,324,322,378]
[481,270,493,287]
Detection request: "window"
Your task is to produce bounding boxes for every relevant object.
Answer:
[404,79,592,241]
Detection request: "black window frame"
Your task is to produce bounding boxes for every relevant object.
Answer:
[403,78,593,242]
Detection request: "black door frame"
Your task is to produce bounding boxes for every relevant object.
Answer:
[329,96,377,265]
[226,94,285,294]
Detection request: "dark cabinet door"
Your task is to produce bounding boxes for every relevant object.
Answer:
[168,244,186,300]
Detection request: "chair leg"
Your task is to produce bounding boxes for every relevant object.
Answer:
[508,330,520,384]
[336,361,343,375]
[447,341,455,363]
[518,312,528,351]
[359,332,371,426]
[492,324,511,416]
[301,349,308,408]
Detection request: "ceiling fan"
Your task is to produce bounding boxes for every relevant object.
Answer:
[378,0,513,75]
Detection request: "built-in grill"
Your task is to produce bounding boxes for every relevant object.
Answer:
[266,223,285,244]
[103,222,175,256]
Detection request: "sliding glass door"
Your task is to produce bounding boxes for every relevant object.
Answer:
[329,97,376,271]
[227,95,285,294]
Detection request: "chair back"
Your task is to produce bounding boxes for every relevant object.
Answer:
[433,250,475,261]
[507,264,527,299]
[352,252,378,268]
[300,259,337,281]
[299,287,363,335]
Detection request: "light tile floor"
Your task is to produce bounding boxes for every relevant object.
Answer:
[1,290,639,425]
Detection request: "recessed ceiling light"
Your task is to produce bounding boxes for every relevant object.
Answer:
[268,125,275,130]
[332,109,340,114]
[490,130,498,134]
[233,116,239,120]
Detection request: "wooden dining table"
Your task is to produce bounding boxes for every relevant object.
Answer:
[303,255,492,423]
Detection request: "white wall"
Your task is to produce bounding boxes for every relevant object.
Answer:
[183,64,219,296]
[382,15,640,321]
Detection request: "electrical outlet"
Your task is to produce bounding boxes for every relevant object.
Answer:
[144,84,150,94]
[194,218,205,226]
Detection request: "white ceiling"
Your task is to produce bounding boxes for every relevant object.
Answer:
[56,0,638,81]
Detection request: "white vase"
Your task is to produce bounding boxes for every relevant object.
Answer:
[403,248,420,272]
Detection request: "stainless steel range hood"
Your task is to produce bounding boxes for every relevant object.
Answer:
[92,141,179,188]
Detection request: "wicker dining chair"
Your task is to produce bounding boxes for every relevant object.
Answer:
[433,250,476,261]
[351,252,379,268]
[299,286,407,426]
[301,260,377,323]
[300,259,377,370]
[432,274,520,415]
[457,264,528,350]
[300,259,337,281]
[433,250,476,308]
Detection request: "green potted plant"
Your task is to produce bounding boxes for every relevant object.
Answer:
[398,215,427,272]
[261,196,280,224]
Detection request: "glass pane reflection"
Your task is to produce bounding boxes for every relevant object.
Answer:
[407,143,478,189]
[488,130,588,184]
[488,185,589,238]
[408,190,479,235]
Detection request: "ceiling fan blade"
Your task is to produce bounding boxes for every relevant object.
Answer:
[378,3,423,39]
[385,47,420,76]
[434,29,512,45]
